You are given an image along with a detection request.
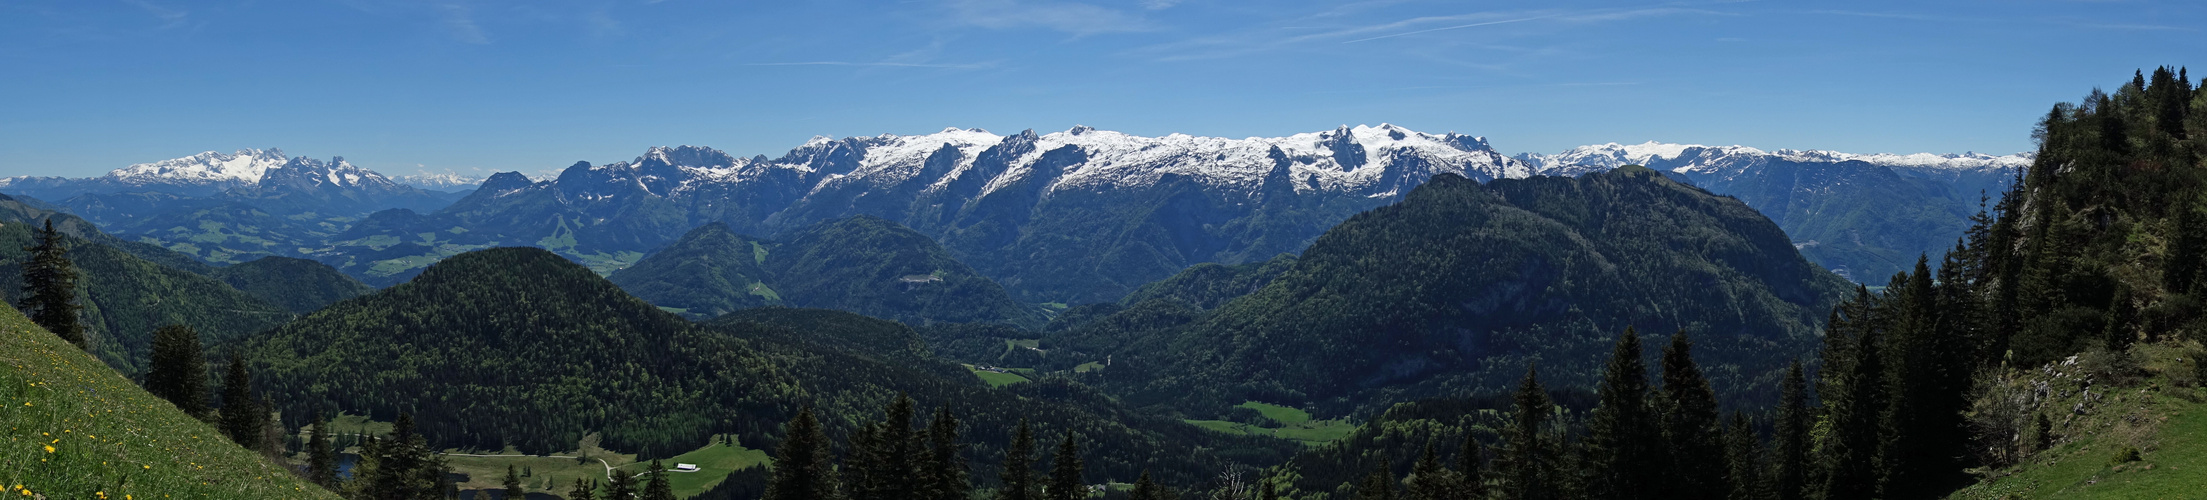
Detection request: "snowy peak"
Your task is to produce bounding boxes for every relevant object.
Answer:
[106,148,290,185]
[1522,141,2033,177]
[259,156,396,190]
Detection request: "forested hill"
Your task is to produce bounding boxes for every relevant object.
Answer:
[0,198,292,372]
[236,246,1296,483]
[209,256,374,313]
[611,216,1044,328]
[1048,167,1853,416]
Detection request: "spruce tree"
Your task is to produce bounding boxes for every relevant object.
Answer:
[1130,471,1163,500]
[569,478,597,500]
[1659,332,1727,499]
[846,423,885,500]
[1260,479,1279,500]
[1768,362,1809,500]
[1500,364,1557,500]
[1584,327,1658,500]
[144,324,209,418]
[1815,295,1886,500]
[18,219,84,349]
[920,407,969,500]
[996,419,1039,500]
[219,352,261,450]
[607,471,639,500]
[368,412,438,500]
[765,407,840,500]
[1722,412,1760,500]
[1403,441,1457,500]
[1045,432,1085,500]
[504,464,525,500]
[1356,465,1395,500]
[1458,433,1487,498]
[643,460,676,500]
[307,412,338,489]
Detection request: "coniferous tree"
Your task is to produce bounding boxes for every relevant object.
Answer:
[504,464,525,499]
[846,423,885,500]
[607,471,639,500]
[1768,362,1809,500]
[1723,412,1761,500]
[1500,364,1558,500]
[1458,433,1487,499]
[643,460,677,500]
[765,407,840,500]
[366,412,440,500]
[1583,327,1659,500]
[1403,441,1457,500]
[920,407,969,500]
[1045,432,1085,500]
[144,324,209,418]
[1355,465,1395,500]
[19,219,85,349]
[1658,332,1727,499]
[996,419,1039,500]
[307,412,338,489]
[569,478,598,500]
[1259,479,1279,500]
[1815,291,1886,500]
[1130,471,1164,500]
[219,351,261,450]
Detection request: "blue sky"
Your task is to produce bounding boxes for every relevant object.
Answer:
[1,0,2201,178]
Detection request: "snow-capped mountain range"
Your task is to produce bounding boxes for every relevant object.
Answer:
[1518,141,2033,178]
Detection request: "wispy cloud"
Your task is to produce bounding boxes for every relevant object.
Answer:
[1807,10,1943,21]
[1343,16,1550,43]
[941,0,1152,36]
[1140,6,1723,61]
[745,61,999,69]
[123,0,189,29]
[2074,22,2195,31]
[438,3,490,44]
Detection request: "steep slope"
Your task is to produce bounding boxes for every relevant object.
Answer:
[606,222,777,317]
[0,200,292,372]
[209,256,375,313]
[1051,168,1852,415]
[0,303,338,499]
[1523,142,2027,281]
[763,216,1043,328]
[235,247,1297,483]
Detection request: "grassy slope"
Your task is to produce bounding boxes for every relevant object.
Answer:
[1951,342,2207,499]
[0,304,337,499]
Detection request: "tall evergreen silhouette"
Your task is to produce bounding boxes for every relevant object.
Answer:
[502,464,524,500]
[764,407,840,500]
[643,459,677,500]
[19,219,84,348]
[1658,332,1727,498]
[996,419,1039,500]
[1045,432,1084,500]
[219,351,260,449]
[144,324,208,418]
[1583,327,1658,500]
[306,412,338,489]
[919,407,969,500]
[1500,364,1558,500]
[1768,361,1809,500]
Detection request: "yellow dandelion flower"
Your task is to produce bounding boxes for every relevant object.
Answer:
[43,445,54,453]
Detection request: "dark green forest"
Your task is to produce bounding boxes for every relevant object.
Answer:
[612,217,1045,328]
[1038,166,1852,418]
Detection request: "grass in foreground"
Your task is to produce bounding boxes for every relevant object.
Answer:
[1950,342,2207,499]
[0,304,337,499]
